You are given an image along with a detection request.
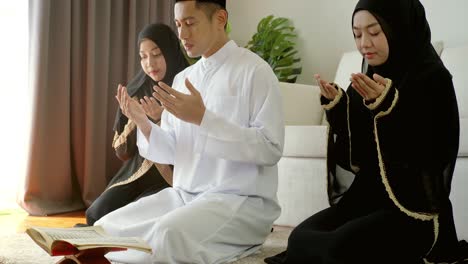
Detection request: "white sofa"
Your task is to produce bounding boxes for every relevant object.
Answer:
[275,43,468,242]
[274,82,329,226]
[442,45,468,241]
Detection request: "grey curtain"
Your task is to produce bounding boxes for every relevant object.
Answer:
[20,0,175,216]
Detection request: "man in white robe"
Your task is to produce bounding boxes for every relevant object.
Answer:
[96,1,285,263]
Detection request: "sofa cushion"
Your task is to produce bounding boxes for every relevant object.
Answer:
[282,125,328,158]
[333,50,362,90]
[279,82,323,126]
[441,45,468,157]
[432,40,444,56]
[459,118,468,156]
[441,45,468,119]
[275,156,329,226]
[450,157,468,240]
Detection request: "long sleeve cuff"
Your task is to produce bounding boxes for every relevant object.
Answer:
[137,121,175,164]
[321,84,344,111]
[364,78,393,110]
[136,126,150,158]
[364,79,398,115]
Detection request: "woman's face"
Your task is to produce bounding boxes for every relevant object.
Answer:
[139,39,167,82]
[353,10,389,66]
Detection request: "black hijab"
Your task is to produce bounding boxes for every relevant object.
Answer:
[352,0,445,85]
[113,23,189,132]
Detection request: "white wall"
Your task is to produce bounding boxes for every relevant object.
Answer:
[228,0,468,85]
[420,0,468,48]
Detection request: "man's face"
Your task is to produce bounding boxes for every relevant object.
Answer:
[174,1,219,58]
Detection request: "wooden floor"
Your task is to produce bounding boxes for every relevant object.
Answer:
[0,207,86,235]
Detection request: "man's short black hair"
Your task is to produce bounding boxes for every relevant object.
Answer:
[197,0,226,9]
[175,0,228,28]
[175,0,226,9]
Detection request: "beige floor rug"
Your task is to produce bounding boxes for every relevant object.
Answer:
[0,228,291,264]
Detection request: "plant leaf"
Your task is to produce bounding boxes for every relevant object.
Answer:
[246,15,302,83]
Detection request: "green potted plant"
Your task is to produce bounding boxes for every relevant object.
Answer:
[245,15,302,83]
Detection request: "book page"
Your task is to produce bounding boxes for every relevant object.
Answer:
[29,226,152,254]
[65,237,152,253]
[37,226,107,241]
[26,228,53,254]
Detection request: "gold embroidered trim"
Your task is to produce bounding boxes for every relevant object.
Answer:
[365,78,393,110]
[374,88,436,221]
[426,215,440,259]
[373,88,441,258]
[112,119,136,149]
[422,239,465,264]
[323,85,344,111]
[112,131,119,146]
[423,259,468,264]
[106,118,166,191]
[325,125,331,204]
[105,159,153,191]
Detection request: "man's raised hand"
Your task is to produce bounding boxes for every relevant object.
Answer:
[152,78,206,125]
[140,96,164,122]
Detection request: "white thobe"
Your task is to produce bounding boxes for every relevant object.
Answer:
[96,40,284,264]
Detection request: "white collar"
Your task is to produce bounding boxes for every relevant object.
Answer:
[200,40,237,69]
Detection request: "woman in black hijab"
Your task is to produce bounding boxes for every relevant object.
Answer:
[85,23,189,225]
[265,0,467,263]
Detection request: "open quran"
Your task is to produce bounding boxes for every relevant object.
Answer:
[26,226,152,264]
